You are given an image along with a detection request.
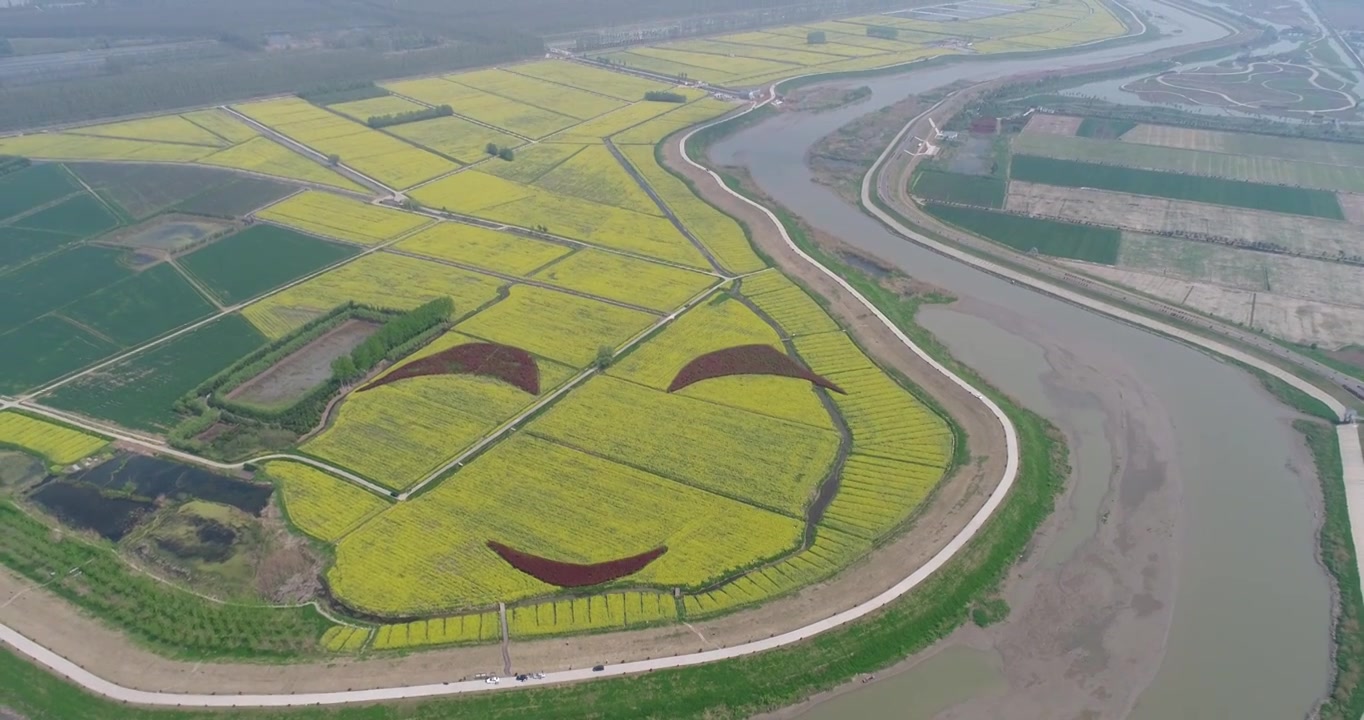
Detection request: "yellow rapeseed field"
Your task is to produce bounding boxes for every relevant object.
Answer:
[610,294,832,429]
[303,331,578,490]
[328,434,803,614]
[411,171,708,269]
[741,272,840,336]
[481,143,586,184]
[447,69,625,121]
[387,116,522,164]
[0,132,217,163]
[530,249,716,311]
[544,99,701,144]
[256,191,432,246]
[527,375,840,515]
[819,453,947,539]
[233,97,457,189]
[531,145,661,215]
[508,60,673,102]
[508,592,677,638]
[197,137,365,192]
[242,251,505,339]
[264,460,391,542]
[371,612,500,649]
[611,98,734,145]
[455,285,657,367]
[395,222,572,277]
[0,412,107,465]
[328,95,427,122]
[385,77,577,138]
[181,109,259,144]
[683,527,868,618]
[75,114,229,146]
[619,144,765,274]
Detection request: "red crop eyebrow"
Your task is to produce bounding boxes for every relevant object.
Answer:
[360,342,540,394]
[668,344,844,394]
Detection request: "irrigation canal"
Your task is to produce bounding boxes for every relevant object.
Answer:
[718,0,1336,717]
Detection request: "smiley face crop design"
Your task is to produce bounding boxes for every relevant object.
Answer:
[362,340,843,590]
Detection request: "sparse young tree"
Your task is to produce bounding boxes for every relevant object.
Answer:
[486,142,499,155]
[498,147,515,161]
[326,153,341,166]
[593,345,615,370]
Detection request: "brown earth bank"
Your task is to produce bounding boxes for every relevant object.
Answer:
[0,133,1010,700]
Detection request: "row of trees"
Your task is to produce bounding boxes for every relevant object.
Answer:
[486,143,515,160]
[298,80,387,105]
[867,25,898,40]
[644,90,687,103]
[0,155,30,176]
[367,104,452,128]
[333,297,453,380]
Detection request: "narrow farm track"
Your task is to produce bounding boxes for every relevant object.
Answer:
[220,106,396,197]
[605,137,728,275]
[0,98,1025,708]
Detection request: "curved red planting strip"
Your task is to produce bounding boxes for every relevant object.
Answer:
[486,541,668,587]
[361,342,540,394]
[668,344,845,394]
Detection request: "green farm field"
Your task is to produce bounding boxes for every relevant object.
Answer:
[0,226,86,271]
[70,162,296,220]
[0,245,133,334]
[9,193,119,238]
[179,225,359,304]
[44,314,267,430]
[0,163,78,221]
[911,169,1007,208]
[1013,132,1364,193]
[1009,155,1346,220]
[60,263,216,346]
[0,316,119,394]
[924,202,1122,263]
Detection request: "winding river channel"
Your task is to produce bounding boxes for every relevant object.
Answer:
[721,1,1335,717]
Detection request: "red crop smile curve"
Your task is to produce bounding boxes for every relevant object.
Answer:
[486,541,667,587]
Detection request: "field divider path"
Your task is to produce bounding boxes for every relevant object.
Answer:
[220,106,397,197]
[397,278,724,500]
[605,137,728,276]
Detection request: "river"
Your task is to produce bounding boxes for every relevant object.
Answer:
[716,1,1335,717]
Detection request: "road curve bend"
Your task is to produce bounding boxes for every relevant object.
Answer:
[0,100,1022,708]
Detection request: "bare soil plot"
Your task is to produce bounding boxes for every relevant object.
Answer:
[228,319,379,407]
[1339,192,1364,224]
[1005,181,1364,259]
[1120,123,1364,167]
[1118,232,1364,308]
[1066,261,1364,347]
[1020,113,1083,135]
[1124,62,1359,120]
[97,214,234,255]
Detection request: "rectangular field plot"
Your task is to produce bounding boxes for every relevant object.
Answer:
[926,201,1121,263]
[383,77,578,139]
[181,109,259,144]
[303,332,578,491]
[544,100,699,144]
[255,191,432,246]
[243,251,505,340]
[61,263,216,347]
[446,69,625,121]
[456,285,656,367]
[0,317,119,394]
[509,592,677,638]
[0,132,218,164]
[1004,182,1364,260]
[0,411,107,465]
[0,226,86,272]
[265,461,391,543]
[612,99,734,145]
[528,375,840,516]
[614,46,794,81]
[911,169,1007,208]
[531,144,661,215]
[386,116,523,164]
[328,95,427,122]
[530,249,715,311]
[329,433,803,614]
[482,143,586,184]
[43,314,267,431]
[682,527,870,618]
[197,137,365,192]
[0,164,79,222]
[179,224,358,304]
[9,194,118,239]
[1012,133,1364,194]
[370,613,500,650]
[0,245,133,334]
[1010,155,1345,220]
[618,144,765,274]
[740,272,841,337]
[609,294,834,429]
[68,163,294,220]
[395,222,570,277]
[411,171,708,269]
[507,61,674,101]
[73,115,230,147]
[1120,124,1364,168]
[233,98,457,189]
